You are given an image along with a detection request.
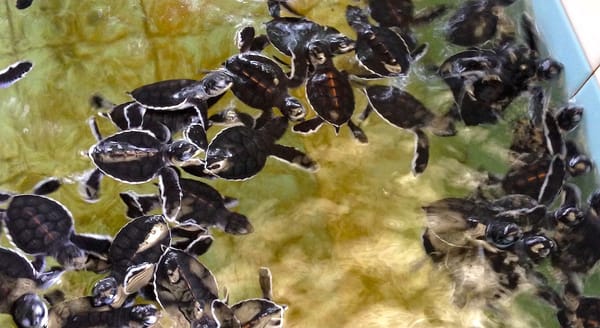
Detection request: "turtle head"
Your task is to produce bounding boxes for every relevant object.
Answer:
[222,212,254,235]
[554,207,585,227]
[281,97,305,122]
[166,140,200,164]
[92,276,119,307]
[536,58,563,81]
[485,221,522,249]
[55,243,87,270]
[12,293,48,328]
[198,70,233,99]
[522,235,556,261]
[307,41,331,67]
[589,190,600,218]
[130,304,160,326]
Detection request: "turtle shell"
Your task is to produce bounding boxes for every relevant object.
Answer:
[225,53,289,110]
[306,63,354,128]
[368,0,414,28]
[204,125,273,180]
[445,0,499,46]
[365,85,435,129]
[354,26,412,77]
[89,130,165,183]
[154,248,219,323]
[109,215,170,282]
[129,79,201,110]
[4,195,74,255]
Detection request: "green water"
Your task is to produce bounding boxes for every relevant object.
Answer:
[0,0,589,327]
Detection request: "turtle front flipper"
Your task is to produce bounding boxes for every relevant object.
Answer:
[31,177,61,196]
[184,122,208,150]
[158,166,182,221]
[292,117,325,135]
[79,168,104,202]
[62,303,159,328]
[269,144,319,172]
[70,233,112,259]
[212,299,241,328]
[119,191,161,219]
[347,120,368,143]
[0,60,33,88]
[231,299,286,328]
[538,154,566,205]
[123,262,156,296]
[411,129,429,175]
[171,221,214,256]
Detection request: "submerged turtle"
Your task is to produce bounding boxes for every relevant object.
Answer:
[360,85,456,174]
[264,0,356,86]
[212,267,286,328]
[0,247,62,328]
[91,92,224,145]
[0,60,33,88]
[367,0,447,31]
[346,5,427,78]
[0,178,112,271]
[223,28,306,128]
[292,42,367,143]
[46,292,159,328]
[82,117,204,220]
[445,0,518,47]
[153,247,220,326]
[120,176,253,235]
[91,215,171,308]
[184,116,318,181]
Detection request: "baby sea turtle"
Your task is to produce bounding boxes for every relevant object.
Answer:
[445,0,518,47]
[91,215,171,308]
[0,178,112,271]
[184,116,318,181]
[223,33,306,128]
[212,267,286,328]
[0,60,33,88]
[265,0,356,86]
[367,0,447,31]
[0,247,62,328]
[120,176,253,235]
[82,117,204,220]
[346,5,427,78]
[153,247,220,326]
[128,70,232,122]
[292,42,367,143]
[360,85,456,174]
[91,93,224,145]
[46,292,159,328]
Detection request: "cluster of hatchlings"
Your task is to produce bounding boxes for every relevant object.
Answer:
[2,0,600,327]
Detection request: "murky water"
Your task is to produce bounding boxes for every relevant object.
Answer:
[0,0,595,327]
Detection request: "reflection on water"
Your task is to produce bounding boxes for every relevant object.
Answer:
[0,0,587,327]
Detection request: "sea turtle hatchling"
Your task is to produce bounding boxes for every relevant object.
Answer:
[90,215,171,308]
[0,247,62,328]
[345,5,427,78]
[0,178,112,271]
[292,42,367,143]
[264,0,356,87]
[445,0,518,47]
[360,85,456,174]
[184,116,318,181]
[120,176,253,235]
[212,267,286,328]
[153,247,220,327]
[81,117,205,220]
[46,292,159,328]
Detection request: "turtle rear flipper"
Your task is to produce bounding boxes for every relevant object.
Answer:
[269,144,318,172]
[158,167,182,221]
[411,129,429,175]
